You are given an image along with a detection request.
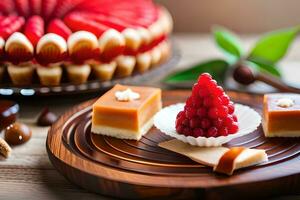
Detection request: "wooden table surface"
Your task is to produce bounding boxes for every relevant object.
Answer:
[1,34,300,200]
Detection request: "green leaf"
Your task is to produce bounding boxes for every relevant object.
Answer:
[213,26,244,60]
[164,59,229,85]
[247,57,281,77]
[249,26,300,63]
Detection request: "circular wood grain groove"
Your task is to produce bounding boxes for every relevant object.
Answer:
[47,91,300,199]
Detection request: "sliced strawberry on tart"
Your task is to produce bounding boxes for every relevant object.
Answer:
[0,0,173,86]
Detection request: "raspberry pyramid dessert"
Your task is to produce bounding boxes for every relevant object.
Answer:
[0,0,173,86]
[175,73,239,138]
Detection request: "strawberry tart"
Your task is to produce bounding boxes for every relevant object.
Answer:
[0,0,173,86]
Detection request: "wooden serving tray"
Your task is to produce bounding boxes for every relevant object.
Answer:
[46,90,300,199]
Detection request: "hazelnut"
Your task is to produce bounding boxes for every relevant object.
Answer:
[37,108,58,126]
[4,122,32,145]
[233,65,256,85]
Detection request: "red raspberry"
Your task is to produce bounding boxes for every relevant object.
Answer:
[207,127,218,137]
[232,114,238,122]
[185,97,193,107]
[182,119,189,126]
[176,111,184,119]
[198,88,210,97]
[218,127,228,136]
[183,127,193,136]
[185,107,197,119]
[208,107,219,119]
[213,118,223,128]
[198,73,212,83]
[176,125,184,134]
[213,86,224,96]
[228,122,239,134]
[175,73,238,138]
[201,118,211,129]
[208,79,217,89]
[190,118,201,129]
[217,106,228,118]
[192,83,200,93]
[224,116,234,127]
[193,128,204,137]
[203,97,213,107]
[228,102,235,114]
[196,108,206,118]
[176,111,185,125]
[212,97,222,106]
[221,94,230,105]
[192,96,202,107]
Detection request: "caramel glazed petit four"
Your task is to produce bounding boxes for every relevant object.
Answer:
[263,93,300,137]
[0,0,173,86]
[92,84,162,140]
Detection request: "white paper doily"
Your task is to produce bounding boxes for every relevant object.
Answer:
[154,103,261,147]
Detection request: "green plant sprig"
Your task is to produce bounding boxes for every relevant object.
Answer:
[165,26,300,86]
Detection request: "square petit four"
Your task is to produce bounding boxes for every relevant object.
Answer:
[91,84,162,140]
[263,93,300,137]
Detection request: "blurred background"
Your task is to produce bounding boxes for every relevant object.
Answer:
[156,0,300,33]
[154,0,300,91]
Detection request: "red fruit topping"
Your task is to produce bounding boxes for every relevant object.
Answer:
[0,15,18,28]
[196,108,206,118]
[200,118,210,129]
[224,116,234,127]
[193,128,204,137]
[64,13,108,37]
[207,127,218,137]
[41,0,57,20]
[0,16,25,39]
[228,122,239,134]
[213,118,223,128]
[190,118,200,129]
[218,127,228,136]
[220,94,230,105]
[212,97,222,106]
[198,88,209,97]
[203,97,213,107]
[232,115,238,122]
[176,111,184,119]
[214,86,224,96]
[14,0,30,17]
[185,107,196,119]
[218,105,229,118]
[24,16,44,46]
[198,72,212,83]
[228,101,235,114]
[208,107,218,119]
[80,13,128,32]
[0,0,14,15]
[52,0,84,18]
[47,19,72,40]
[175,73,239,138]
[183,127,192,137]
[29,0,42,15]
